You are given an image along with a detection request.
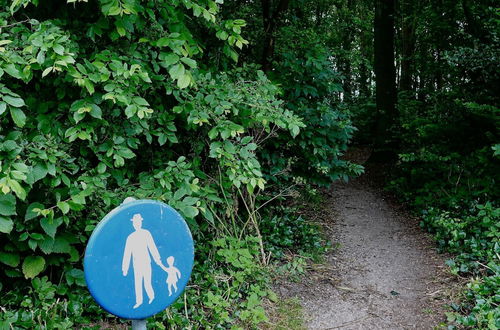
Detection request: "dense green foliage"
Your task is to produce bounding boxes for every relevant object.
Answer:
[383,1,500,328]
[0,0,355,328]
[260,206,326,260]
[285,0,498,327]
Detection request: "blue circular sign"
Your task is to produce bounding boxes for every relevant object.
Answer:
[84,199,194,320]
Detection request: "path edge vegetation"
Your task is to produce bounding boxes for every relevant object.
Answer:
[369,0,499,328]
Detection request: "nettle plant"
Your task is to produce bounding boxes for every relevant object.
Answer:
[0,0,300,297]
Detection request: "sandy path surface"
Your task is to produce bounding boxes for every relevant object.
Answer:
[275,174,453,329]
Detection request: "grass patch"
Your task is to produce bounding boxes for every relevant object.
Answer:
[263,297,306,330]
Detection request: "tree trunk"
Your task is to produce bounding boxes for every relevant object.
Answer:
[400,0,417,92]
[340,0,354,101]
[359,59,370,98]
[261,0,290,72]
[358,1,373,98]
[461,0,486,42]
[373,0,397,157]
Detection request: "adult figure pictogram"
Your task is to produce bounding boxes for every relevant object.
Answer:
[122,213,166,308]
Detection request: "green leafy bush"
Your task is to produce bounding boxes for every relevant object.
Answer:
[417,204,500,329]
[0,0,357,327]
[0,236,274,329]
[148,236,273,329]
[422,203,499,275]
[261,27,363,186]
[260,206,326,260]
[447,272,500,329]
[391,95,499,328]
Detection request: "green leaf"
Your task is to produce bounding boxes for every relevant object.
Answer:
[84,80,95,94]
[53,44,64,55]
[10,170,26,181]
[116,148,135,159]
[0,194,16,216]
[52,237,70,253]
[31,233,44,240]
[41,67,53,78]
[28,239,37,251]
[116,25,126,37]
[73,111,85,123]
[169,63,185,80]
[36,51,46,64]
[61,174,71,187]
[241,136,252,144]
[40,217,63,238]
[177,73,191,89]
[125,105,137,118]
[10,108,26,127]
[12,163,28,172]
[89,104,102,119]
[174,189,187,200]
[25,202,44,220]
[181,205,199,218]
[208,128,218,139]
[4,64,22,79]
[4,269,22,277]
[228,48,238,62]
[0,216,14,233]
[155,133,165,146]
[38,237,54,254]
[0,252,20,267]
[8,179,26,200]
[68,246,79,262]
[31,163,48,183]
[180,57,197,69]
[70,99,86,112]
[0,102,7,115]
[22,256,45,279]
[3,95,25,108]
[163,53,179,66]
[216,30,228,40]
[57,201,70,214]
[97,162,107,174]
[65,268,86,286]
[133,97,149,106]
[156,37,170,47]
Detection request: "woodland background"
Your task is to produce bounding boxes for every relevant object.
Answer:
[0,0,498,328]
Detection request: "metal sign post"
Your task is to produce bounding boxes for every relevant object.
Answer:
[84,198,194,327]
[132,320,147,330]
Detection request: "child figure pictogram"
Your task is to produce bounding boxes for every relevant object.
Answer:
[162,256,181,296]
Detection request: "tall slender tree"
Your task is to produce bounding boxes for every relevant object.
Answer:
[399,0,418,92]
[338,0,355,101]
[261,0,290,72]
[373,0,397,155]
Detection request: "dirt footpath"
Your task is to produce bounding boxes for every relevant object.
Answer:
[276,173,455,329]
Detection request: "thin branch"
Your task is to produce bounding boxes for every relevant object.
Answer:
[0,19,30,29]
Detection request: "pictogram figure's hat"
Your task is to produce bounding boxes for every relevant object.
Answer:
[131,213,143,222]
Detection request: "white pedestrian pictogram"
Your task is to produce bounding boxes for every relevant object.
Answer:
[122,213,167,309]
[164,256,181,296]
